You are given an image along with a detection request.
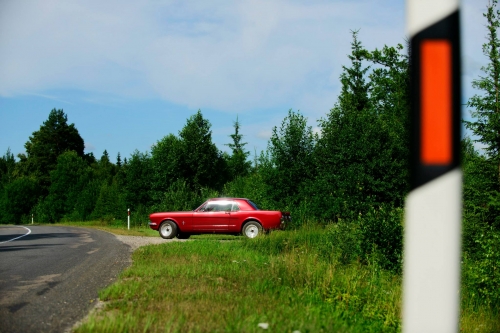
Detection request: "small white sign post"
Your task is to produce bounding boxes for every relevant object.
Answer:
[31,214,34,224]
[127,208,130,230]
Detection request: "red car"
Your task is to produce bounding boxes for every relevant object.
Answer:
[148,198,290,239]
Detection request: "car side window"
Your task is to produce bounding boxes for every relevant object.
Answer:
[219,202,232,211]
[201,201,237,212]
[203,202,217,212]
[248,200,260,210]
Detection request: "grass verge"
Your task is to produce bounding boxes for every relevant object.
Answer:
[77,229,402,332]
[73,226,498,333]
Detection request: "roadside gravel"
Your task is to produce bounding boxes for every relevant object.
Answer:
[114,235,188,252]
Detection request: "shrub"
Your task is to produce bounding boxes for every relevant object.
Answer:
[462,226,500,308]
[358,205,403,272]
[326,220,363,265]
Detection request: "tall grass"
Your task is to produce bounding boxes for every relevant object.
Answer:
[76,225,404,333]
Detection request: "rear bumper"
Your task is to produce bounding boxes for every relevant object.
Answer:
[279,215,291,230]
[148,221,158,230]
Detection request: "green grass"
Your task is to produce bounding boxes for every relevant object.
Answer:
[460,297,500,333]
[76,227,403,333]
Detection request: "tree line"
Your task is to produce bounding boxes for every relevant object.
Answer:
[0,31,410,226]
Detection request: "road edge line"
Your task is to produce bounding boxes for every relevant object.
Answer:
[0,226,32,244]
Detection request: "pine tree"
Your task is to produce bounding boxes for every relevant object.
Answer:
[312,31,373,219]
[338,30,371,113]
[465,0,500,185]
[0,148,16,187]
[95,150,115,184]
[225,116,251,179]
[116,153,122,168]
[311,31,409,219]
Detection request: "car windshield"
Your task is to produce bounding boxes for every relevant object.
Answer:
[248,200,260,210]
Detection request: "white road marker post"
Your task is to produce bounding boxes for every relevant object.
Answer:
[31,214,34,224]
[127,208,130,230]
[404,1,462,333]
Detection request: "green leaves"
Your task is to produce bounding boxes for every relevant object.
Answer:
[465,0,500,177]
[463,226,500,307]
[262,109,315,209]
[460,1,500,307]
[178,110,227,191]
[42,151,92,222]
[19,109,85,191]
[151,134,183,195]
[311,32,409,221]
[0,176,39,224]
[125,150,153,209]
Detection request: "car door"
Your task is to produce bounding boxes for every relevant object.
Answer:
[192,201,230,231]
[226,201,244,232]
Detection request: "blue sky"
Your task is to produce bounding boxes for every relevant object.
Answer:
[0,0,488,162]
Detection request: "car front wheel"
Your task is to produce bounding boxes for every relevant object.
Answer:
[242,221,262,239]
[159,220,177,239]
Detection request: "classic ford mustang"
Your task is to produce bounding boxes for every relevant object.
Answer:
[148,198,290,239]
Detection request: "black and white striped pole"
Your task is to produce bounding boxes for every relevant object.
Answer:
[404,1,461,332]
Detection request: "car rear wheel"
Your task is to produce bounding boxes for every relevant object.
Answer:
[242,221,262,239]
[159,220,177,239]
[177,233,191,239]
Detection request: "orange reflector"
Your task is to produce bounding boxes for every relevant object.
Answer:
[421,40,452,165]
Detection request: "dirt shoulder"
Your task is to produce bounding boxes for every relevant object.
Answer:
[114,235,188,252]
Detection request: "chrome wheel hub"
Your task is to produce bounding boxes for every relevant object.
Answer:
[245,225,259,238]
[161,224,172,237]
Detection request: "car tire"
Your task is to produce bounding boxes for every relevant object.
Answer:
[242,221,263,239]
[177,233,191,239]
[159,220,177,239]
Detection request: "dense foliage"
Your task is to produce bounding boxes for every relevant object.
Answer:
[1,3,500,311]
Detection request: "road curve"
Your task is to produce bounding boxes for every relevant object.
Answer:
[0,225,131,333]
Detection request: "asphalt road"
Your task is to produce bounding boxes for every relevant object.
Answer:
[0,225,131,333]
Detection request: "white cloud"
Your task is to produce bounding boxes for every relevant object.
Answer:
[473,140,488,154]
[257,130,272,140]
[0,0,487,123]
[312,126,322,137]
[0,0,405,115]
[84,142,96,151]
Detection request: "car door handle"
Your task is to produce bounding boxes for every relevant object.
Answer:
[225,212,231,215]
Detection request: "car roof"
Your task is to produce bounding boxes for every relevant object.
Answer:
[208,197,249,201]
